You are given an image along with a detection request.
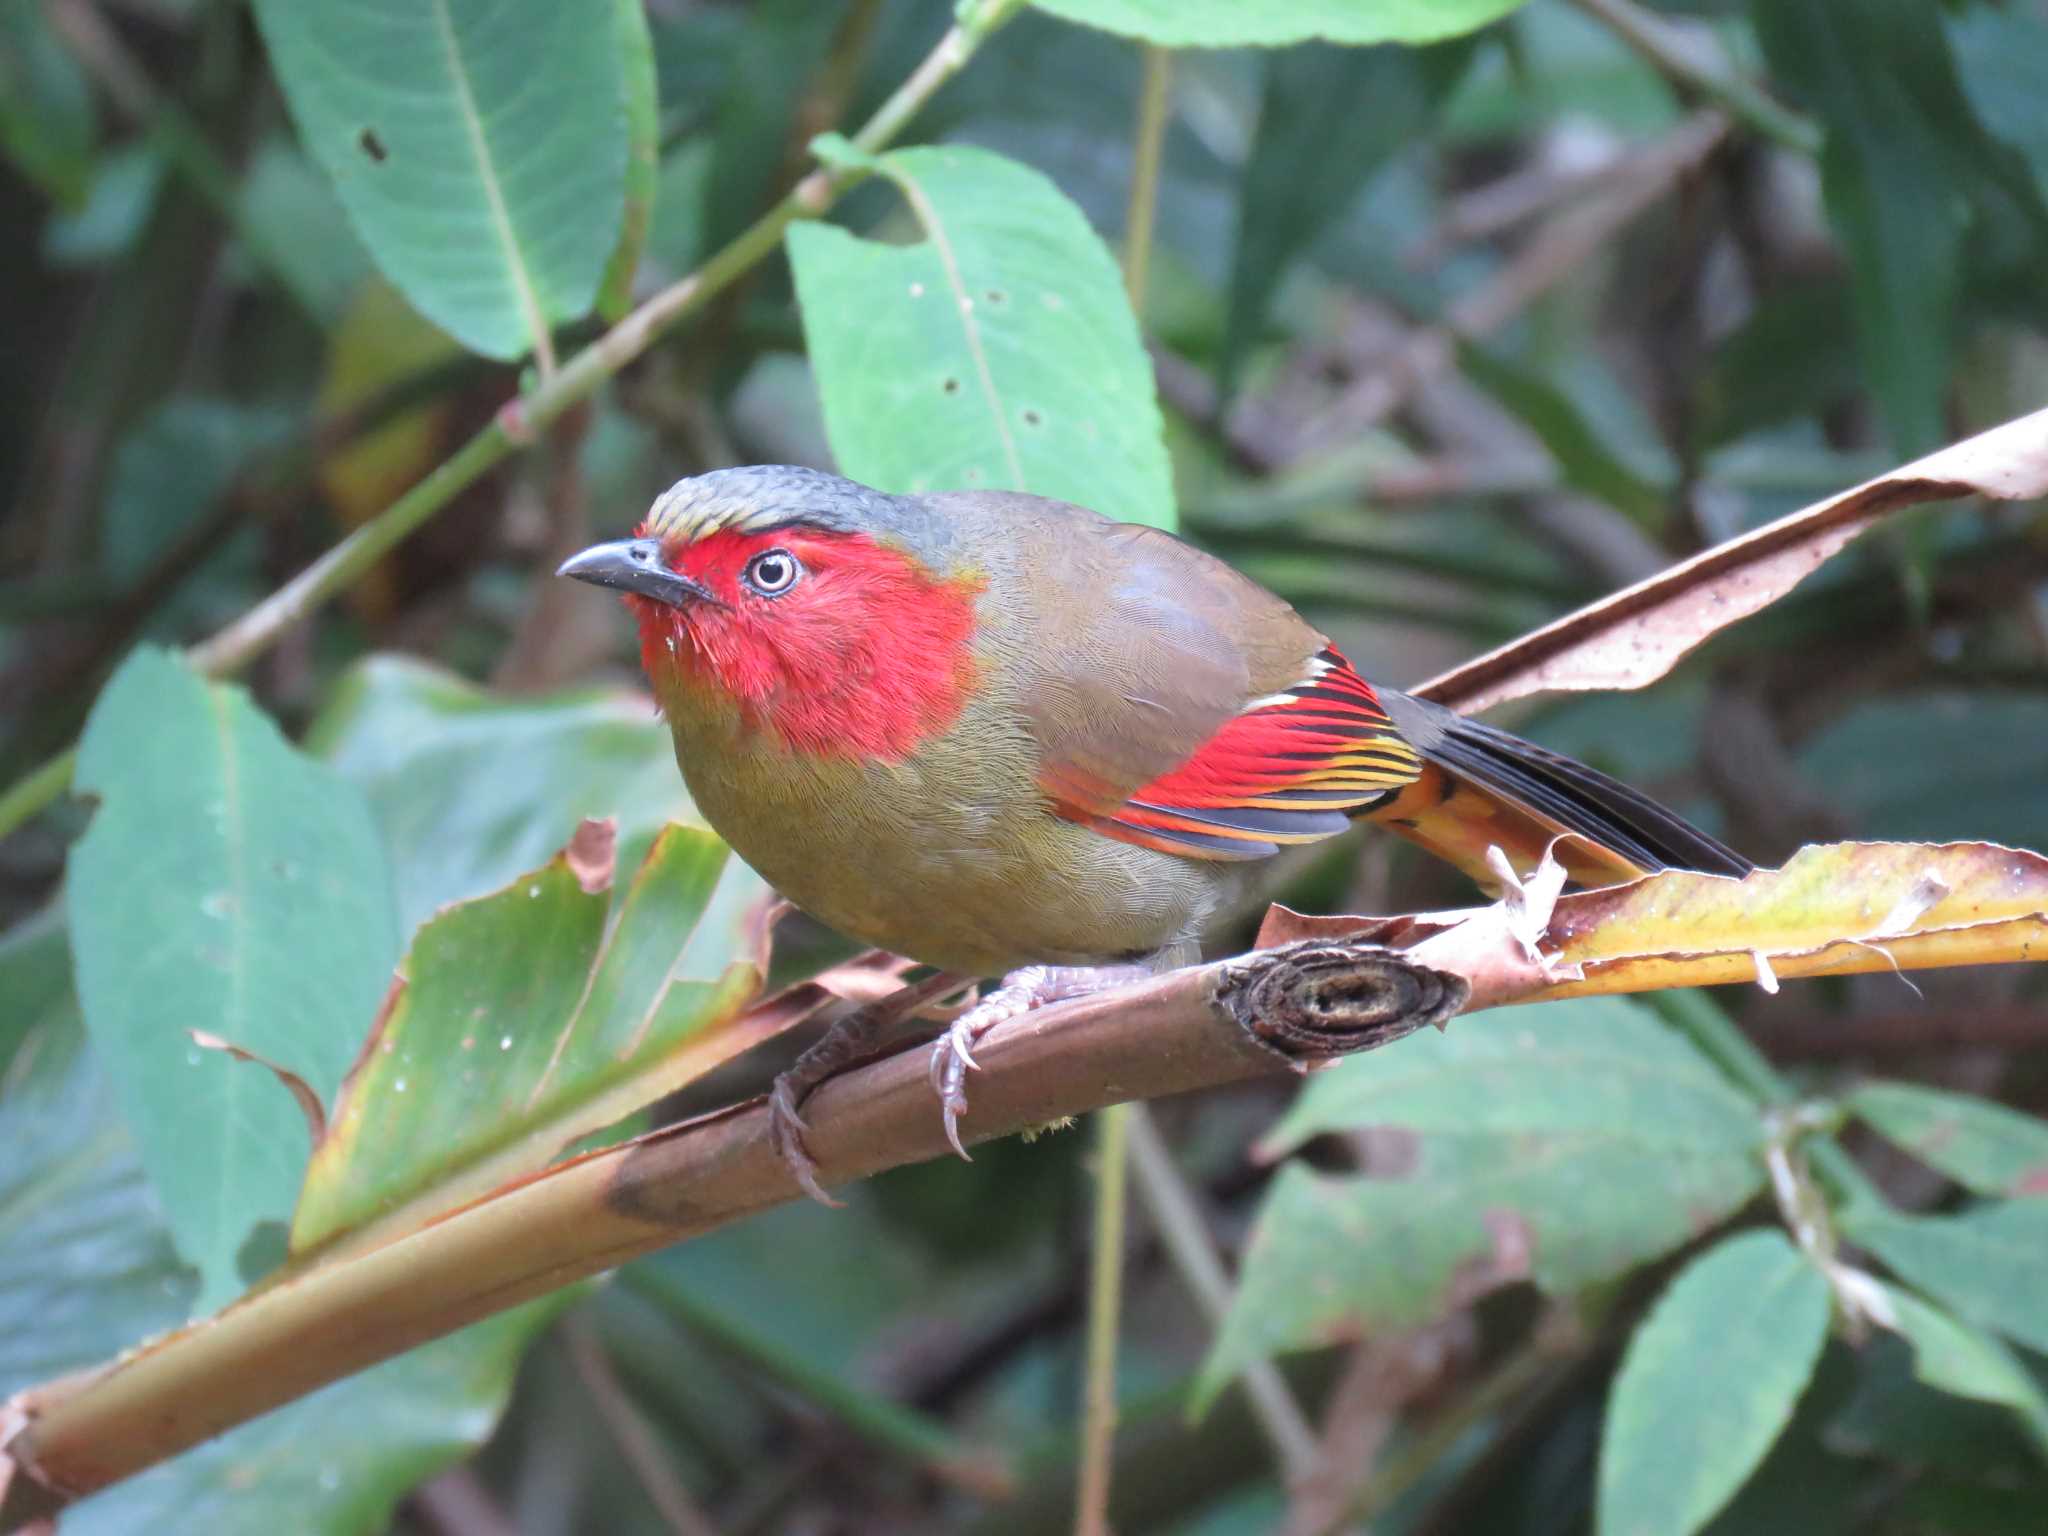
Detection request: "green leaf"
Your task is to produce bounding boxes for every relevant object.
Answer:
[102,400,289,616]
[787,144,1173,530]
[1028,0,1531,48]
[1876,1283,2048,1450]
[594,0,659,321]
[1849,1081,2048,1198]
[1222,41,1472,395]
[66,648,400,1312]
[1694,277,1859,450]
[1846,1201,2048,1356]
[65,1300,571,1536]
[0,919,196,1402]
[1598,1230,1831,1536]
[41,140,165,267]
[0,3,96,205]
[234,139,373,326]
[1752,0,2048,456]
[1798,691,2048,856]
[291,819,770,1255]
[1,921,560,1536]
[250,0,637,361]
[1950,4,2048,202]
[1458,343,1669,525]
[307,655,696,933]
[1202,1000,1765,1402]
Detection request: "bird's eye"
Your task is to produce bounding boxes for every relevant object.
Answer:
[742,548,802,597]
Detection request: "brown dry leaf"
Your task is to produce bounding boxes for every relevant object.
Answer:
[188,1029,327,1144]
[1418,406,2048,714]
[1265,842,2048,1012]
[1538,841,2048,1002]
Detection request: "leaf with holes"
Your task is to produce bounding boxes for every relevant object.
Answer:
[1028,0,1530,47]
[66,648,400,1314]
[1198,999,1765,1405]
[289,818,776,1258]
[788,143,1172,530]
[1598,1230,1831,1536]
[251,0,637,361]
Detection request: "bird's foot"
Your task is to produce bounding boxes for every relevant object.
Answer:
[768,969,972,1207]
[927,962,1156,1159]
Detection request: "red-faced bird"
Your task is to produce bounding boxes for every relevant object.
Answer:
[560,466,1748,1202]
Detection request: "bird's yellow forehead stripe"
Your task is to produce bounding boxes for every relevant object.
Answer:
[642,482,786,543]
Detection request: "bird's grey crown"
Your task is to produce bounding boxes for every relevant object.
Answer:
[643,465,897,543]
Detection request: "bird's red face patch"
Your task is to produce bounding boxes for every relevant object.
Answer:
[628,525,983,760]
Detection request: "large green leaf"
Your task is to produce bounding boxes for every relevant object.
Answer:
[787,143,1174,530]
[1752,0,2048,456]
[1200,999,1766,1401]
[291,819,771,1255]
[307,655,694,934]
[250,0,636,361]
[1849,1082,2048,1199]
[1221,41,1472,395]
[1597,1230,1831,1536]
[593,0,658,320]
[1028,0,1530,48]
[0,916,195,1403]
[1846,1201,2048,1357]
[64,1299,570,1536]
[67,648,400,1313]
[0,920,570,1536]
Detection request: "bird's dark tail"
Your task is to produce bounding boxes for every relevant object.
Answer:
[1365,690,1751,890]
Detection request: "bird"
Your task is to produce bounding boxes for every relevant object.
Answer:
[559,465,1750,1203]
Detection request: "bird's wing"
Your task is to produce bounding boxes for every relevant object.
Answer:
[1018,520,1421,861]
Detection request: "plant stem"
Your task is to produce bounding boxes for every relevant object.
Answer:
[1125,1105,1320,1480]
[1074,48,1175,1535]
[1075,1103,1132,1536]
[1568,0,1821,156]
[620,1266,1013,1499]
[1120,45,1172,307]
[1645,989,1882,1211]
[0,0,1024,844]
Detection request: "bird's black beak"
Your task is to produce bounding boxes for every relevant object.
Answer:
[556,538,722,609]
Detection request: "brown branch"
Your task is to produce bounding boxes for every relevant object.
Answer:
[0,941,1462,1523]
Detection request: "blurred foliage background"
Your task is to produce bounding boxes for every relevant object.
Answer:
[4,1,2048,1533]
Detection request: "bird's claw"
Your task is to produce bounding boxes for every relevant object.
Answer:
[935,1032,976,1160]
[767,1072,842,1208]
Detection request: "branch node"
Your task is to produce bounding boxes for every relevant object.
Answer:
[1219,941,1469,1067]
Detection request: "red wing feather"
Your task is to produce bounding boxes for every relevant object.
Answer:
[1053,646,1423,861]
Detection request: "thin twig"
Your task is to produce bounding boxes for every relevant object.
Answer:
[1125,1106,1320,1480]
[1075,1104,1131,1536]
[1283,110,1731,466]
[1567,0,1821,155]
[562,1314,723,1536]
[620,1266,1013,1500]
[1074,48,1175,1536]
[412,1465,522,1536]
[0,0,1030,844]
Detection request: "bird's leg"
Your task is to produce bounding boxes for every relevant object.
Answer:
[770,969,973,1207]
[929,961,1158,1160]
